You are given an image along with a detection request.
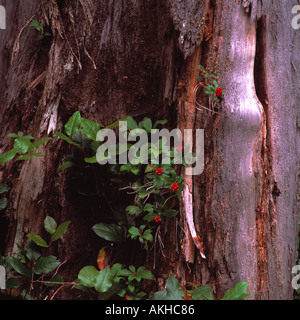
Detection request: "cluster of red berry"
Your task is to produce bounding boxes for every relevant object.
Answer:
[154,216,161,223]
[171,183,179,192]
[155,168,164,176]
[215,87,223,96]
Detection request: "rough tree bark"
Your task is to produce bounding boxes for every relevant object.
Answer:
[0,0,299,300]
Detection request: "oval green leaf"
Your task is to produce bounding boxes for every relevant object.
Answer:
[65,111,82,136]
[52,221,71,241]
[78,266,99,287]
[44,216,57,235]
[92,223,124,242]
[27,234,48,248]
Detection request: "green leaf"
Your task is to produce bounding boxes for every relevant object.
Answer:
[142,118,152,132]
[143,212,157,222]
[0,183,8,195]
[105,117,128,129]
[29,19,43,31]
[128,226,141,239]
[22,135,35,140]
[25,239,41,261]
[126,205,142,216]
[135,266,154,281]
[116,268,132,278]
[78,266,99,287]
[128,284,135,292]
[142,229,153,242]
[120,163,139,175]
[30,138,52,151]
[153,119,168,129]
[221,282,252,300]
[213,80,219,88]
[52,221,71,241]
[27,234,48,248]
[60,161,75,170]
[150,291,167,300]
[6,278,20,289]
[126,116,138,130]
[161,209,178,218]
[8,257,31,278]
[0,149,17,164]
[34,256,60,275]
[54,132,80,147]
[17,153,44,161]
[71,131,92,148]
[110,263,123,276]
[204,86,215,94]
[7,133,19,138]
[81,118,101,141]
[65,111,82,136]
[92,223,124,242]
[129,265,135,273]
[13,137,32,154]
[205,73,218,79]
[190,285,213,300]
[145,165,154,173]
[94,268,113,293]
[44,216,57,235]
[144,203,154,213]
[98,282,123,300]
[153,176,163,187]
[0,197,8,210]
[84,155,98,163]
[165,276,184,300]
[130,167,139,175]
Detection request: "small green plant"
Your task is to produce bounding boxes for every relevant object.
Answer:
[0,132,51,216]
[0,131,51,164]
[0,114,255,301]
[54,112,197,300]
[77,263,154,300]
[28,19,51,40]
[54,112,191,251]
[0,216,70,299]
[150,275,252,301]
[197,65,224,102]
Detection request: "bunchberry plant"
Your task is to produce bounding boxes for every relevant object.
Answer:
[76,263,154,300]
[54,112,191,251]
[0,114,253,301]
[196,65,224,102]
[150,275,252,301]
[0,216,70,299]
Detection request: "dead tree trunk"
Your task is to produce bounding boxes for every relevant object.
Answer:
[0,0,299,299]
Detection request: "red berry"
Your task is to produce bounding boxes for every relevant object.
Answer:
[171,183,179,192]
[155,168,164,176]
[216,87,223,96]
